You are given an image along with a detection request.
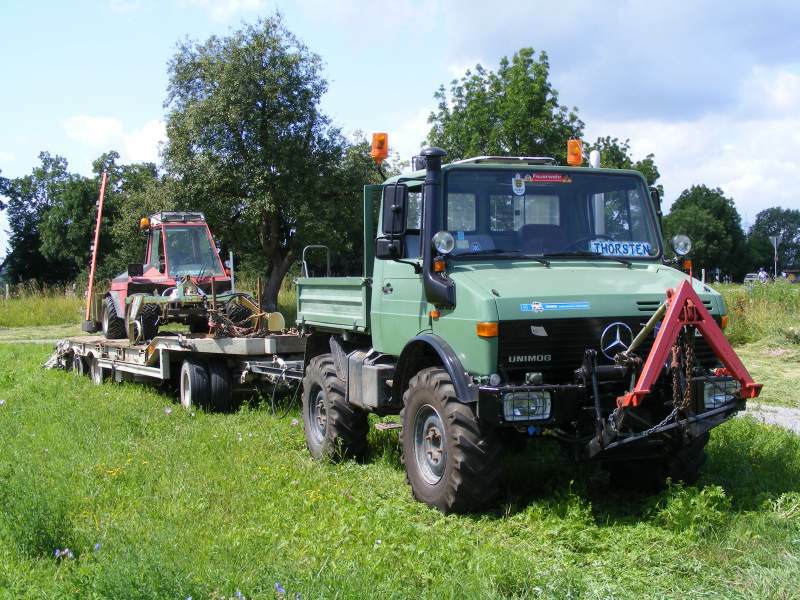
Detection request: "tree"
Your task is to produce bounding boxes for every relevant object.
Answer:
[426,49,584,162]
[747,207,800,272]
[163,15,353,309]
[663,185,747,278]
[586,136,662,193]
[3,152,79,283]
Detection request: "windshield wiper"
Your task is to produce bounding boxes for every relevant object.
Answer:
[451,249,550,266]
[542,250,631,267]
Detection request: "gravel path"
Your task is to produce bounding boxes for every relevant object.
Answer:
[741,403,800,435]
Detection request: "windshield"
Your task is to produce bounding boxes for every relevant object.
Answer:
[443,169,661,259]
[164,226,224,277]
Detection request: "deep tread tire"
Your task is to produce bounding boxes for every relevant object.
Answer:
[102,297,126,340]
[608,433,709,490]
[208,359,232,411]
[401,367,502,513]
[138,303,161,341]
[302,354,368,461]
[179,358,210,409]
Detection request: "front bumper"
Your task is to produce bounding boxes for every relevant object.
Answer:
[477,384,587,426]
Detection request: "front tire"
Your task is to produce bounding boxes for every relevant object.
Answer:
[401,367,501,513]
[301,354,368,461]
[101,297,126,340]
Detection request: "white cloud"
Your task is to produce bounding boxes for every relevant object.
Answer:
[63,115,165,166]
[181,0,266,21]
[108,0,144,13]
[388,107,432,163]
[0,151,14,162]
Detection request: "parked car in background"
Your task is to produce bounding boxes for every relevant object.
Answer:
[743,273,758,284]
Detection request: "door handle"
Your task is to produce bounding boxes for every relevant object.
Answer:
[382,283,393,294]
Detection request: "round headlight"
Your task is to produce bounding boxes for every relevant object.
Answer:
[671,234,692,256]
[432,230,455,255]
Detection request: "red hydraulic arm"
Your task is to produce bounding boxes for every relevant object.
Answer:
[84,171,108,322]
[617,279,762,408]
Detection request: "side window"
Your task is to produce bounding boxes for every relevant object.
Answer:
[147,230,163,269]
[447,193,476,231]
[406,191,422,230]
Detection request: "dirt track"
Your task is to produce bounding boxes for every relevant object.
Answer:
[741,403,800,435]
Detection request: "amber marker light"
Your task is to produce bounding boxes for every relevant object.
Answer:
[567,139,583,166]
[139,217,150,229]
[720,315,729,330]
[370,132,389,165]
[429,309,441,320]
[476,322,499,338]
[433,258,446,273]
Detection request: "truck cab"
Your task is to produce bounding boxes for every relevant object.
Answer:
[296,144,754,513]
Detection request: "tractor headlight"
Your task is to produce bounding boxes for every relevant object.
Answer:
[671,234,692,256]
[503,391,551,421]
[432,230,455,255]
[700,377,741,409]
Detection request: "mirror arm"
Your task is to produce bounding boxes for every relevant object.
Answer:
[392,258,422,274]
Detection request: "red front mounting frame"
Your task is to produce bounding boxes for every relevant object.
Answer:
[617,280,762,408]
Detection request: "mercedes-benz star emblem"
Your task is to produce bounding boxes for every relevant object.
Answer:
[600,322,633,360]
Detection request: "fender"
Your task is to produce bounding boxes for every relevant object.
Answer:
[394,334,478,403]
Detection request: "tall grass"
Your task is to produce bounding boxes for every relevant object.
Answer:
[1,344,799,597]
[0,283,84,328]
[717,282,800,345]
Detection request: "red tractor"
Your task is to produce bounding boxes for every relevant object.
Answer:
[84,211,256,341]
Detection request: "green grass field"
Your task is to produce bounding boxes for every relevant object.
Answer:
[0,344,799,598]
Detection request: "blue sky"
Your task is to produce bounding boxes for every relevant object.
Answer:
[2,0,800,255]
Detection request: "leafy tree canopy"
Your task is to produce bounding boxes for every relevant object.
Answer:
[426,49,584,162]
[586,136,662,193]
[163,14,376,308]
[747,207,800,271]
[663,185,747,278]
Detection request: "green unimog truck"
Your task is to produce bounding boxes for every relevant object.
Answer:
[295,144,760,513]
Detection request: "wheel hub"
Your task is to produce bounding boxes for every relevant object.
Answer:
[310,388,327,443]
[414,404,447,485]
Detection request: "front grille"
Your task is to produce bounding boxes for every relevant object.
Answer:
[636,299,712,314]
[498,317,719,384]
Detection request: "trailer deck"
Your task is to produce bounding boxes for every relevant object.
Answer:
[47,332,308,408]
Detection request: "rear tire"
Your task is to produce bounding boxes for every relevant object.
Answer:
[401,367,501,513]
[208,359,232,411]
[101,297,126,340]
[89,356,106,385]
[301,354,368,461]
[72,353,87,376]
[127,300,160,342]
[179,358,210,409]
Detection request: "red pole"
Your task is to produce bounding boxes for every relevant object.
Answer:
[84,171,108,322]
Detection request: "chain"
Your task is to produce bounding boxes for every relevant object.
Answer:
[681,326,696,412]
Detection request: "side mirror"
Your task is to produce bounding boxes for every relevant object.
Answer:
[381,184,408,235]
[128,263,144,277]
[375,237,403,260]
[649,186,662,218]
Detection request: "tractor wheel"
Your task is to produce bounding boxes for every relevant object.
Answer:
[101,297,126,340]
[72,353,87,376]
[138,303,160,341]
[401,367,502,513]
[301,354,368,461]
[179,358,210,409]
[208,359,232,411]
[89,355,106,386]
[607,433,710,491]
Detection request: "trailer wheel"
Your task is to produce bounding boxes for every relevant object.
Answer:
[102,296,126,340]
[72,353,87,376]
[400,367,501,513]
[89,356,106,385]
[208,359,232,411]
[301,354,368,461]
[179,358,210,409]
[607,433,710,490]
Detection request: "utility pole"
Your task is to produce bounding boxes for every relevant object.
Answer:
[769,235,780,279]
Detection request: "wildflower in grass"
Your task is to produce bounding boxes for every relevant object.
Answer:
[291,418,299,426]
[0,399,5,406]
[164,407,172,415]
[374,539,382,549]
[94,543,101,552]
[275,581,286,595]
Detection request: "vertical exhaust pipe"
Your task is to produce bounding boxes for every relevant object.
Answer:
[420,147,455,307]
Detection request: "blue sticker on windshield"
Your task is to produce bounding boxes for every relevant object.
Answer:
[590,240,652,257]
[520,301,590,312]
[457,231,465,241]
